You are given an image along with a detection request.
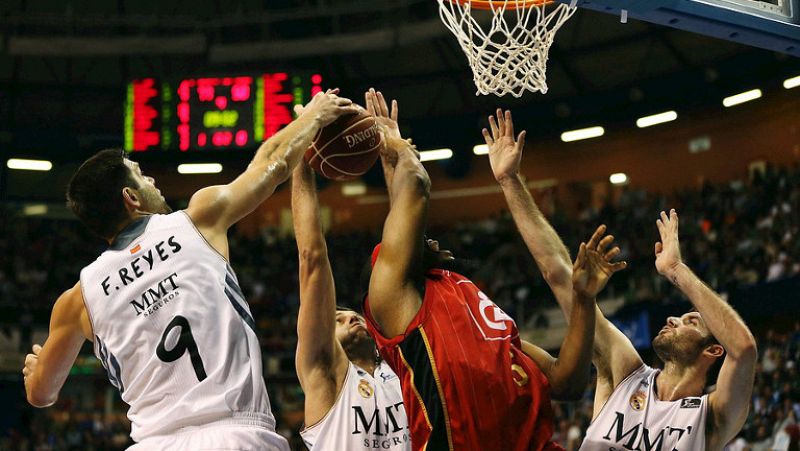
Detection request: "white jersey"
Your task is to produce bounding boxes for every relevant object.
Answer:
[300,361,410,451]
[582,365,708,451]
[80,212,287,448]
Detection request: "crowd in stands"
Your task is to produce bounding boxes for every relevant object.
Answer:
[0,162,798,450]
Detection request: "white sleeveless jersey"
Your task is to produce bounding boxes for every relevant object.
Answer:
[80,212,284,446]
[582,365,708,451]
[300,361,410,450]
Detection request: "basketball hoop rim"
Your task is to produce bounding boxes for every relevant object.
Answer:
[445,0,554,10]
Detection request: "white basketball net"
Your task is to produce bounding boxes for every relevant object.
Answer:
[437,0,576,97]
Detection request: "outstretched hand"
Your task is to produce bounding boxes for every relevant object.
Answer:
[572,225,627,301]
[365,88,420,163]
[365,88,401,141]
[655,209,683,279]
[483,109,527,183]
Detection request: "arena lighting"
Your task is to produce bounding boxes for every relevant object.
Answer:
[784,75,800,89]
[561,126,605,143]
[473,144,489,155]
[23,204,48,216]
[177,163,223,174]
[7,158,53,171]
[341,181,367,197]
[419,148,453,162]
[722,89,762,107]
[636,111,678,128]
[609,173,629,185]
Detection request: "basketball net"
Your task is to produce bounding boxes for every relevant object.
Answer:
[437,0,576,97]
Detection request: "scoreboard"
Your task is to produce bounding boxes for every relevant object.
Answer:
[124,73,323,152]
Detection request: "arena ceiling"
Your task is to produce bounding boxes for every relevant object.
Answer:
[0,0,797,158]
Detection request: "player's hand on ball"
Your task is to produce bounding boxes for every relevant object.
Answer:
[572,225,627,300]
[483,109,527,184]
[655,209,683,279]
[303,88,360,127]
[22,344,42,381]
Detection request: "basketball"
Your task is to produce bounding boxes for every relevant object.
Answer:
[304,108,382,181]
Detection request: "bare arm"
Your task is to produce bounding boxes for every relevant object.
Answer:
[485,109,572,304]
[367,135,429,338]
[582,227,644,396]
[23,283,92,407]
[484,110,642,398]
[186,90,359,258]
[521,291,595,401]
[291,161,349,425]
[655,210,757,446]
[522,235,627,400]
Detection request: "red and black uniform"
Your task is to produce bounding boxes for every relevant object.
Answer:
[364,269,562,451]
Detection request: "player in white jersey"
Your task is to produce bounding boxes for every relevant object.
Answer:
[21,89,359,450]
[481,109,757,451]
[291,91,409,451]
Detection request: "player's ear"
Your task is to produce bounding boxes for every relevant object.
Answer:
[704,343,724,359]
[122,187,141,211]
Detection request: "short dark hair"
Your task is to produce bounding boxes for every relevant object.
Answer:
[67,148,139,240]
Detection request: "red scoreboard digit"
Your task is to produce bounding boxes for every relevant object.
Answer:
[124,72,323,152]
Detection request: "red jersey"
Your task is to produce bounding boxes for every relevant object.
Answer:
[364,269,562,451]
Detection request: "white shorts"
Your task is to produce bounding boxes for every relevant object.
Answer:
[128,415,290,451]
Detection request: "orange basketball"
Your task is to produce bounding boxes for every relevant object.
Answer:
[304,109,382,181]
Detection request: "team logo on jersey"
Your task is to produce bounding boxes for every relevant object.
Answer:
[629,390,646,411]
[467,289,517,341]
[680,398,701,409]
[358,379,374,398]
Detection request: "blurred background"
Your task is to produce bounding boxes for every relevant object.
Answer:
[0,0,799,450]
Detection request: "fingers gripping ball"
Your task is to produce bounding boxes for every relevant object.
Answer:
[304,108,382,181]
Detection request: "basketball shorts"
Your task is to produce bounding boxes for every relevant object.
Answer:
[127,414,290,451]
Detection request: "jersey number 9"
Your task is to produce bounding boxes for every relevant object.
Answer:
[157,315,208,382]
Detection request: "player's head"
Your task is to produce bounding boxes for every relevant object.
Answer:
[67,148,171,240]
[364,239,460,288]
[422,237,455,270]
[652,311,724,370]
[335,306,377,362]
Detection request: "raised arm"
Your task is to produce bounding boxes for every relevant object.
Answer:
[23,283,92,407]
[484,109,571,304]
[580,226,645,415]
[291,160,349,425]
[186,89,359,258]
[484,111,642,404]
[367,92,429,338]
[655,209,757,447]
[521,232,626,400]
[365,88,400,205]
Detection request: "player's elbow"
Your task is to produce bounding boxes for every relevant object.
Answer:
[543,262,572,288]
[26,387,56,408]
[729,333,758,361]
[298,247,329,271]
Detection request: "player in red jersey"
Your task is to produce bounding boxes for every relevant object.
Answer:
[361,92,627,451]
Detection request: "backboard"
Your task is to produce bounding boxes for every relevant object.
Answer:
[562,0,799,56]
